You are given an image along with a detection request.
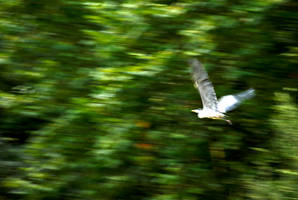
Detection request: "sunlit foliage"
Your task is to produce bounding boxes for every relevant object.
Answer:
[0,0,297,199]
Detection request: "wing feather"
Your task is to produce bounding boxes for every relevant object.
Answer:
[217,88,255,113]
[189,59,218,111]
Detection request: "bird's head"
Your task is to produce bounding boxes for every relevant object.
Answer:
[191,109,205,118]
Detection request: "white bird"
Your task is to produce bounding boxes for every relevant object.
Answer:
[189,58,255,124]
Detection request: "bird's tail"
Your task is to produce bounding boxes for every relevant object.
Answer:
[235,88,255,101]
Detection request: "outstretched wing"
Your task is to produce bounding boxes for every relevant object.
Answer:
[189,58,218,111]
[217,88,255,113]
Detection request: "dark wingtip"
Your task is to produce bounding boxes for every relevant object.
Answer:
[188,58,195,66]
[188,58,201,66]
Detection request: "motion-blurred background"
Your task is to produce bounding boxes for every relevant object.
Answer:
[0,0,298,199]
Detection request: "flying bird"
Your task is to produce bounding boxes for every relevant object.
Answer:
[189,58,255,124]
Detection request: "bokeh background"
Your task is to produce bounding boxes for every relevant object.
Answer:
[0,0,298,199]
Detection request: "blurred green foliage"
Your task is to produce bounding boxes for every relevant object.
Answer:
[0,0,298,199]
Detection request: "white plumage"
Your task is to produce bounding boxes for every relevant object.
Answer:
[189,58,255,124]
[217,95,238,113]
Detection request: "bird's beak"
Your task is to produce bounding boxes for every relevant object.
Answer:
[191,109,199,113]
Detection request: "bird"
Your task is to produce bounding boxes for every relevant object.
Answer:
[189,58,255,124]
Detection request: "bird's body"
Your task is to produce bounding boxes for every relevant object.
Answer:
[189,59,255,124]
[192,108,225,119]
